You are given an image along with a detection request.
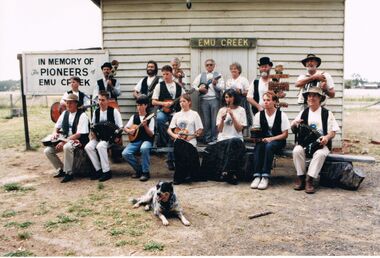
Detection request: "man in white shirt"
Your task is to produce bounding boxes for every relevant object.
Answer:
[85,90,123,182]
[133,60,161,101]
[44,94,90,183]
[192,58,224,143]
[295,54,335,109]
[60,76,91,109]
[92,62,121,103]
[291,87,340,194]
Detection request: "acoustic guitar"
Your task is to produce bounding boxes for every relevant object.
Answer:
[162,88,196,114]
[127,113,156,142]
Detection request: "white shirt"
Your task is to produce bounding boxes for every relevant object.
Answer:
[169,109,203,147]
[293,106,340,135]
[134,76,162,93]
[216,106,247,142]
[60,91,91,107]
[92,76,121,101]
[253,109,290,134]
[56,110,89,136]
[152,81,185,100]
[247,77,269,105]
[125,115,155,134]
[297,71,334,105]
[91,108,123,128]
[192,71,225,98]
[225,75,250,92]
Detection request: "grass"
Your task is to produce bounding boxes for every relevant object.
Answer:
[17,231,32,240]
[4,250,34,257]
[4,221,33,229]
[44,214,78,232]
[3,183,35,192]
[97,182,104,190]
[2,210,17,218]
[143,241,164,251]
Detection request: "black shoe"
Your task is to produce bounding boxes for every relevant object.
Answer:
[131,172,142,179]
[99,171,112,182]
[61,174,74,183]
[227,175,238,185]
[139,174,150,182]
[90,169,102,180]
[173,180,181,185]
[166,161,175,171]
[53,169,65,178]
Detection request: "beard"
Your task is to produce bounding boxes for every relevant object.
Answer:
[307,66,317,74]
[260,72,268,77]
[147,69,156,76]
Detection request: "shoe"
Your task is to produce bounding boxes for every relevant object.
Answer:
[131,173,141,179]
[99,171,112,182]
[227,175,238,185]
[166,161,175,171]
[250,177,261,189]
[139,174,150,182]
[90,169,102,180]
[258,177,269,190]
[294,175,306,191]
[305,176,315,194]
[220,172,228,181]
[61,174,74,183]
[53,169,65,178]
[173,180,181,185]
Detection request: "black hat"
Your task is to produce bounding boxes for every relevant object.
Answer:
[258,57,273,67]
[301,54,322,67]
[302,87,326,102]
[136,94,149,105]
[101,62,112,69]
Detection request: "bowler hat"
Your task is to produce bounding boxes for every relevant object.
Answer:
[258,57,273,67]
[136,94,149,105]
[101,62,113,69]
[64,93,79,102]
[302,86,326,102]
[301,54,322,67]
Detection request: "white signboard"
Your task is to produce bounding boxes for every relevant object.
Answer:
[22,50,109,95]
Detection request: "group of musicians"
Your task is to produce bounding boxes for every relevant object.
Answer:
[44,54,340,194]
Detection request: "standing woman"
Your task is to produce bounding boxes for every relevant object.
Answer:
[201,89,247,185]
[225,62,252,128]
[167,94,204,184]
[250,91,290,190]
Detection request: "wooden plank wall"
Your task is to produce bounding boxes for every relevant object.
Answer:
[101,0,345,145]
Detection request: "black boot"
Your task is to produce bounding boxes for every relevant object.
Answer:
[90,169,102,180]
[53,168,65,178]
[61,174,74,183]
[99,171,112,182]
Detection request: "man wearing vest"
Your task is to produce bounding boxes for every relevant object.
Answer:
[191,58,224,143]
[133,60,161,100]
[85,91,123,182]
[122,95,155,181]
[291,87,340,194]
[44,94,90,183]
[247,57,273,116]
[60,76,91,109]
[92,62,121,103]
[152,65,185,170]
[295,54,335,110]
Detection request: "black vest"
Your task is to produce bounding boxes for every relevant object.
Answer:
[260,109,286,145]
[158,81,182,112]
[141,76,159,95]
[97,79,118,100]
[131,114,154,143]
[61,110,89,146]
[67,90,85,107]
[300,107,332,150]
[95,107,115,125]
[251,79,260,115]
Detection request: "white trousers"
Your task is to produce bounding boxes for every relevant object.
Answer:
[85,139,111,173]
[293,145,330,179]
[44,141,77,175]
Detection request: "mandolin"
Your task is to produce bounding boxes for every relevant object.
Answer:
[127,113,156,142]
[161,88,196,114]
[172,127,197,141]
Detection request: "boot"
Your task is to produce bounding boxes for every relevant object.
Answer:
[90,169,102,180]
[99,171,112,182]
[294,175,306,191]
[305,176,315,194]
[53,168,65,178]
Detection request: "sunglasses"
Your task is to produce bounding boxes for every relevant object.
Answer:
[206,63,214,67]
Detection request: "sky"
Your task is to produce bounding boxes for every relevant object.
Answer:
[0,0,379,82]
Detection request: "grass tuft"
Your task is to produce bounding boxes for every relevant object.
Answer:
[143,241,164,251]
[2,210,16,218]
[18,231,32,240]
[4,250,34,257]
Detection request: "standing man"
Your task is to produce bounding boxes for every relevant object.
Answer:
[152,65,185,170]
[92,62,121,103]
[291,87,340,194]
[192,58,224,143]
[133,60,161,101]
[247,57,273,115]
[122,95,155,181]
[85,90,123,182]
[295,54,335,109]
[44,94,90,183]
[171,57,187,88]
[60,76,91,109]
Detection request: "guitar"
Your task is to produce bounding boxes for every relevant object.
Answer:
[198,74,222,93]
[127,113,156,142]
[162,88,196,114]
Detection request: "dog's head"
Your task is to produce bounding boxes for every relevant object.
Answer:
[156,181,173,203]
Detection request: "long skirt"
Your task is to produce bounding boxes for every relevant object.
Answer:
[173,139,203,183]
[200,138,246,181]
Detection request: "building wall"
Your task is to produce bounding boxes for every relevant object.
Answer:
[101,0,345,145]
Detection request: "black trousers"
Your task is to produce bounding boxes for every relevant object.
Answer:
[173,139,203,183]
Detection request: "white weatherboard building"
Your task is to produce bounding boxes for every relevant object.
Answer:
[90,0,345,146]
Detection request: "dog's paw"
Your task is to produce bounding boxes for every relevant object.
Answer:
[144,205,150,211]
[133,203,140,208]
[162,219,169,226]
[182,219,191,226]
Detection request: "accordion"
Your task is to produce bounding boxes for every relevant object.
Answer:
[91,121,122,143]
[296,123,323,158]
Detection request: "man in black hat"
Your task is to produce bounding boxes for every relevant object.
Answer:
[247,57,273,115]
[122,95,155,181]
[92,62,121,102]
[295,54,335,109]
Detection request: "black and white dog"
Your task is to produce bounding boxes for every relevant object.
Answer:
[131,181,190,226]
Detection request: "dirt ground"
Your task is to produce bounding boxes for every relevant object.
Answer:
[0,147,379,256]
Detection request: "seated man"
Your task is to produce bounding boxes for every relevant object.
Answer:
[122,95,155,181]
[85,90,123,182]
[44,94,90,183]
[291,87,340,194]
